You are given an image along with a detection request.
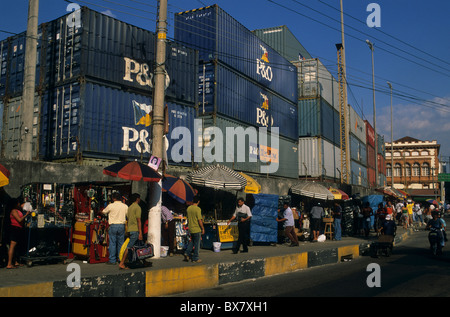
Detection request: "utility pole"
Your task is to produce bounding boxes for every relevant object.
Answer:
[20,0,39,161]
[366,39,377,188]
[337,0,350,184]
[147,0,167,259]
[388,82,394,190]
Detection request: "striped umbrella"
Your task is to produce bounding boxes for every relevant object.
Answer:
[186,164,247,190]
[0,163,10,187]
[103,160,161,182]
[162,174,197,204]
[291,181,334,200]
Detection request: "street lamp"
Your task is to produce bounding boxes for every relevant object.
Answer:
[387,82,394,190]
[366,39,377,188]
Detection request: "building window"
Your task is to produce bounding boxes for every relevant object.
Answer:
[387,164,392,177]
[394,163,402,177]
[413,163,420,176]
[394,151,401,157]
[422,163,430,176]
[421,151,429,156]
[404,151,410,157]
[412,151,419,156]
[405,163,411,177]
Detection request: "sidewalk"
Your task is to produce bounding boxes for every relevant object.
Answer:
[0,225,417,297]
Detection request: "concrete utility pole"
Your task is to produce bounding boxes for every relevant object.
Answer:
[20,0,39,161]
[388,82,394,189]
[366,39,378,188]
[148,0,168,258]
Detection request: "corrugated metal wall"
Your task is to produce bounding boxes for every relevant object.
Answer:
[39,81,196,162]
[174,5,298,104]
[298,136,341,179]
[200,115,298,178]
[293,58,339,111]
[298,97,339,146]
[198,61,297,140]
[252,25,312,62]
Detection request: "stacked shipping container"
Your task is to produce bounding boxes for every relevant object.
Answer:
[0,7,198,164]
[175,5,299,178]
[365,120,376,188]
[349,106,368,187]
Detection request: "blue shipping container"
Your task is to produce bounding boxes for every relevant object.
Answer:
[174,5,297,104]
[199,62,297,140]
[39,81,196,163]
[351,159,368,187]
[1,7,199,105]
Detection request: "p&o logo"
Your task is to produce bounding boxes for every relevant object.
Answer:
[256,45,273,82]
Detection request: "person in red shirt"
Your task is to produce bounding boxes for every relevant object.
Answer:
[7,197,31,269]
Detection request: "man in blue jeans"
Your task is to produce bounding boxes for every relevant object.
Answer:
[102,192,128,265]
[184,197,205,263]
[332,201,342,241]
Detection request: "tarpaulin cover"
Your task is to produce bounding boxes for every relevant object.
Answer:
[361,195,385,228]
[250,194,278,243]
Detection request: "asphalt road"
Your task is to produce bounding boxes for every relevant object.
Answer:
[172,228,450,297]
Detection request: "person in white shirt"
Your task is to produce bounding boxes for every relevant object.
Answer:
[102,192,128,265]
[228,198,252,254]
[277,203,299,246]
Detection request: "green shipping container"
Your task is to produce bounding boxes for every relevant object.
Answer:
[199,115,298,178]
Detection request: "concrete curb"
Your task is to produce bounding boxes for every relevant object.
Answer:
[0,243,364,297]
[0,227,416,297]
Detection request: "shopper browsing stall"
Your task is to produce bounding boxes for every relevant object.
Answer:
[102,192,128,265]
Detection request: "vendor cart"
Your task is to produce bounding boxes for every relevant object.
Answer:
[20,183,74,267]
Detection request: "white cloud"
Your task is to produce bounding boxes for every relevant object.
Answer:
[377,96,450,155]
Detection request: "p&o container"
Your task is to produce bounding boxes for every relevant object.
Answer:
[199,61,298,141]
[174,5,298,104]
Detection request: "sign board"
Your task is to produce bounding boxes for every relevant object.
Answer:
[438,173,450,182]
[217,222,239,243]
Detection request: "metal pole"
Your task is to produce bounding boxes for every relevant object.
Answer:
[148,0,167,258]
[366,40,377,188]
[388,82,394,189]
[20,0,39,161]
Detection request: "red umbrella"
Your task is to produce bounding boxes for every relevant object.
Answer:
[162,174,197,204]
[103,161,161,182]
[0,163,10,187]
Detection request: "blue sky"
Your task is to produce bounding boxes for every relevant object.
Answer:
[2,0,450,160]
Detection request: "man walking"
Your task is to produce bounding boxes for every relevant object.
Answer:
[102,192,128,265]
[276,203,299,246]
[184,197,205,263]
[119,193,142,269]
[228,198,252,254]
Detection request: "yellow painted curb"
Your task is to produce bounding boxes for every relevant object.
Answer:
[337,245,359,261]
[265,252,308,277]
[0,282,53,297]
[145,264,219,297]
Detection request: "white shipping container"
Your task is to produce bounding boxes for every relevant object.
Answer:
[298,137,341,179]
[293,58,339,112]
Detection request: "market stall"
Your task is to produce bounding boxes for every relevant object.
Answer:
[71,182,131,263]
[186,164,247,250]
[20,183,75,266]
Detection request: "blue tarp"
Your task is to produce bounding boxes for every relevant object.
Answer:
[250,194,278,243]
[361,195,385,228]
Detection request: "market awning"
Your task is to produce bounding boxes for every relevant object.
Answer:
[290,181,334,200]
[238,172,261,194]
[186,164,247,190]
[328,187,349,200]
